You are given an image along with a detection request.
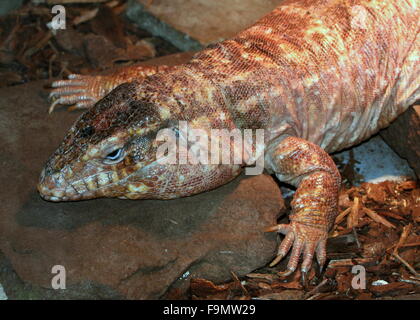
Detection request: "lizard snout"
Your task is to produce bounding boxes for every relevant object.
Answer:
[37,167,84,202]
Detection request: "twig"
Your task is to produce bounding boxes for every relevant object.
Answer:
[304,278,329,299]
[352,227,361,249]
[393,224,412,255]
[306,293,323,300]
[48,53,57,79]
[398,278,420,285]
[387,241,420,253]
[335,206,351,225]
[348,197,360,228]
[364,207,396,229]
[231,271,249,297]
[23,31,53,59]
[392,252,419,278]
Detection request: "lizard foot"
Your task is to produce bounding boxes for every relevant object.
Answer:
[48,74,107,113]
[266,221,327,281]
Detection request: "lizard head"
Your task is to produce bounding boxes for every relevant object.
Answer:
[38,81,241,202]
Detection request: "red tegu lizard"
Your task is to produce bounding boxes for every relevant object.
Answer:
[38,0,419,279]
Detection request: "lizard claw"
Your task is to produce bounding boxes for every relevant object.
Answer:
[266,222,328,277]
[301,270,308,285]
[269,253,284,267]
[48,74,104,113]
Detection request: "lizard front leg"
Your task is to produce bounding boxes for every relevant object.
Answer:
[265,136,341,280]
[48,64,172,113]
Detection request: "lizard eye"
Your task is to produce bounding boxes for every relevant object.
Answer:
[103,148,125,164]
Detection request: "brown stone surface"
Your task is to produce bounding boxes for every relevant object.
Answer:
[0,54,283,299]
[132,0,284,47]
[381,105,420,178]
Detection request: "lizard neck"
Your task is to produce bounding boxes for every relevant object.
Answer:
[135,65,269,168]
[136,65,243,131]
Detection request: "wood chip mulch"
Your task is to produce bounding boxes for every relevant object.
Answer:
[0,0,179,88]
[175,180,419,300]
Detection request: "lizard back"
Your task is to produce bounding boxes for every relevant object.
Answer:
[178,0,419,152]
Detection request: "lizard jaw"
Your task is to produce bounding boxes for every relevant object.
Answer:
[38,162,155,202]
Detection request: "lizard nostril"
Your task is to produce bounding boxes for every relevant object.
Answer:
[39,167,46,184]
[37,181,50,197]
[37,169,64,195]
[37,172,53,195]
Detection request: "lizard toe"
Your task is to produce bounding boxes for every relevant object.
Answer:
[68,100,95,111]
[267,224,294,267]
[281,236,304,275]
[48,74,102,113]
[49,86,86,98]
[301,240,316,273]
[51,78,86,88]
[315,239,327,273]
[268,221,328,277]
[49,95,94,113]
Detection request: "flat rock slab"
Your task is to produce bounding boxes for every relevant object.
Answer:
[0,56,283,299]
[381,105,420,178]
[126,0,284,51]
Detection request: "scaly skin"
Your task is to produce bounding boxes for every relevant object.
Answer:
[39,0,419,278]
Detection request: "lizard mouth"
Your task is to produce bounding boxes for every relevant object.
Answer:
[38,192,82,202]
[37,167,95,202]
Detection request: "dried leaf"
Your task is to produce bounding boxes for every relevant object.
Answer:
[246,273,276,283]
[73,8,99,25]
[90,6,126,49]
[369,282,414,296]
[327,258,377,268]
[271,280,302,290]
[257,290,304,300]
[190,278,230,299]
[257,282,271,290]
